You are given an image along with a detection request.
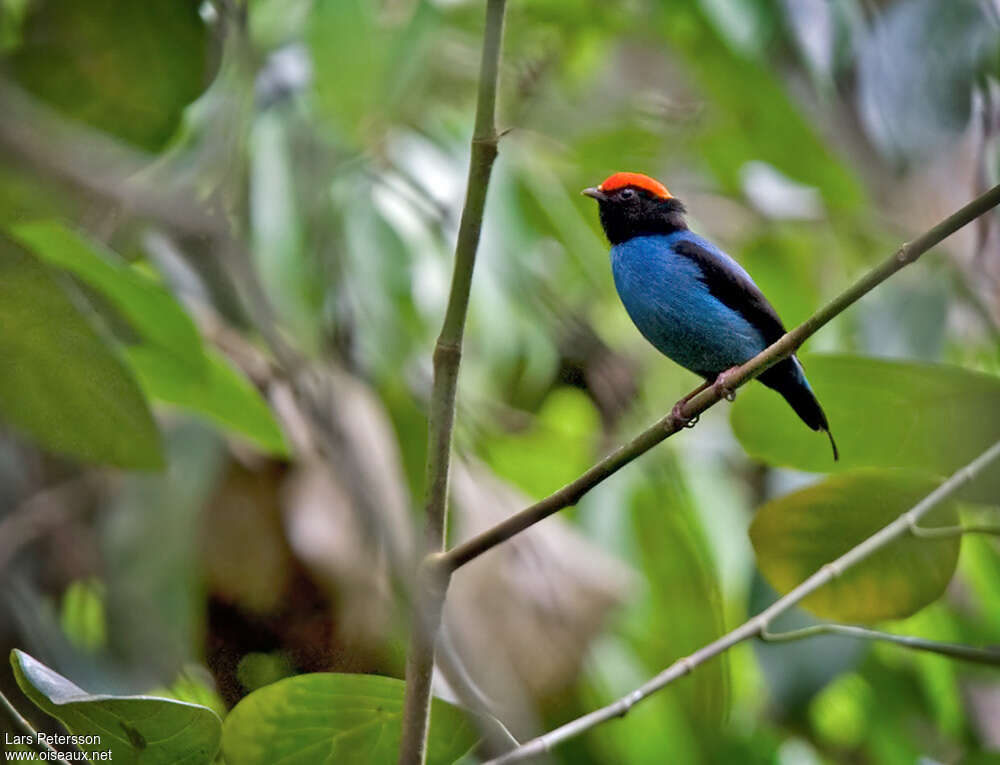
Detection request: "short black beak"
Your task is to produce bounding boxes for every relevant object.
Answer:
[581,187,607,201]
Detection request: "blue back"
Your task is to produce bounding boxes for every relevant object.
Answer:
[610,231,768,376]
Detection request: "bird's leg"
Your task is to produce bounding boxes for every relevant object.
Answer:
[671,379,712,428]
[713,366,741,402]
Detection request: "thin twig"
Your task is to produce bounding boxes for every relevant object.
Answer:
[441,182,1000,573]
[0,476,96,573]
[759,623,1000,666]
[434,625,521,754]
[484,439,1000,763]
[397,1,508,763]
[0,689,70,763]
[909,522,1000,538]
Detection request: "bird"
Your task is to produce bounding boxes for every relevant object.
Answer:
[582,171,838,460]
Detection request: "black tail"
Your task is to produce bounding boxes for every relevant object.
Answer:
[758,358,839,461]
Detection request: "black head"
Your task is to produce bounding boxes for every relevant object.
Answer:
[582,172,687,245]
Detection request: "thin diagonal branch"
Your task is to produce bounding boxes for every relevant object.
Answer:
[0,476,96,573]
[759,623,1000,666]
[484,438,1000,764]
[909,521,1000,538]
[0,689,70,763]
[441,183,1000,573]
[398,1,507,763]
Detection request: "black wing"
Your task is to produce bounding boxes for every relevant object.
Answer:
[673,239,787,345]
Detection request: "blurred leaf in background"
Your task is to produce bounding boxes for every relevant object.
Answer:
[10,220,205,370]
[732,355,1000,503]
[10,0,209,151]
[628,458,729,726]
[750,470,960,621]
[101,425,225,686]
[0,239,163,469]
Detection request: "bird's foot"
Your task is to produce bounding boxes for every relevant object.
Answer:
[671,401,699,429]
[713,367,741,402]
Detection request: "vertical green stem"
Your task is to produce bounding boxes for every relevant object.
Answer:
[398,1,507,763]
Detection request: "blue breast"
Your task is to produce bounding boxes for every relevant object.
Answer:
[610,232,768,377]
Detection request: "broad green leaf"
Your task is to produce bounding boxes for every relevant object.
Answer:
[126,347,288,457]
[10,649,221,765]
[0,240,163,468]
[731,355,1000,501]
[10,0,208,151]
[10,220,204,370]
[750,471,960,622]
[221,673,479,765]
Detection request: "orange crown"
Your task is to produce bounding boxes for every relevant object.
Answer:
[598,172,672,200]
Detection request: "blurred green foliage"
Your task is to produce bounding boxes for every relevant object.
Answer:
[58,579,106,655]
[10,0,208,151]
[0,238,163,468]
[1,0,999,763]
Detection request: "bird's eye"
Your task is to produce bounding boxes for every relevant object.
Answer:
[620,188,636,200]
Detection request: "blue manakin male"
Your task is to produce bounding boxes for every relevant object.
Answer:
[583,171,838,460]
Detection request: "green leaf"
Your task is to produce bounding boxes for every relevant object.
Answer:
[8,221,286,455]
[0,159,80,228]
[221,673,478,765]
[59,579,106,654]
[308,0,383,145]
[10,0,208,151]
[249,111,319,349]
[125,346,288,457]
[484,388,600,499]
[307,0,439,147]
[10,649,222,765]
[0,239,163,468]
[10,219,204,370]
[630,459,729,726]
[656,4,865,210]
[149,667,227,722]
[749,471,960,622]
[102,425,225,680]
[731,355,1000,501]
